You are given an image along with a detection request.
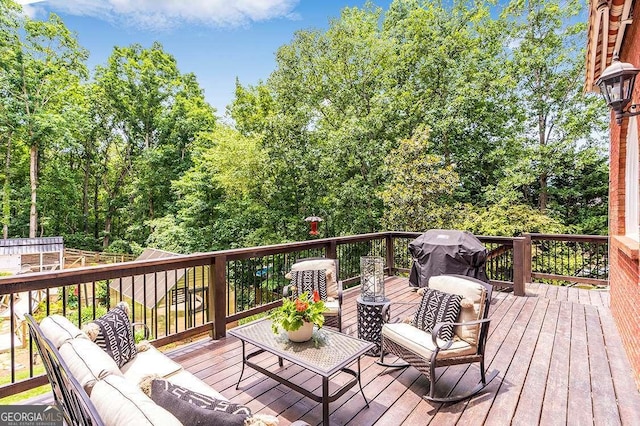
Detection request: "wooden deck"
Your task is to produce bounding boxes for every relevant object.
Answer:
[166,277,640,426]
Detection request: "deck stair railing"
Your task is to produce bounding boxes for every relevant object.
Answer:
[0,231,607,399]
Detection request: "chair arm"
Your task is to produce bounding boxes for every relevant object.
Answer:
[431,318,491,350]
[131,322,151,340]
[381,301,392,323]
[336,280,343,307]
[283,284,294,298]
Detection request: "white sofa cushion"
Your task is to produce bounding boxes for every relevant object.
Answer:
[167,370,227,401]
[120,346,183,384]
[382,322,477,360]
[429,275,487,345]
[288,259,339,298]
[40,315,86,348]
[58,338,122,394]
[91,374,182,426]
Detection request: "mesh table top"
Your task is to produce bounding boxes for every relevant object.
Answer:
[229,319,374,376]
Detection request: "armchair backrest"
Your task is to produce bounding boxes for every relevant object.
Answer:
[429,275,492,349]
[288,257,339,299]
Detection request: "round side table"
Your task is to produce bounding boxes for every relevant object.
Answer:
[356,297,390,356]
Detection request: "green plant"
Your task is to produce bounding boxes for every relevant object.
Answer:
[95,281,109,304]
[270,291,325,333]
[66,286,78,309]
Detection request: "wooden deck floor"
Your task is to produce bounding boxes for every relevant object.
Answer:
[166,277,640,426]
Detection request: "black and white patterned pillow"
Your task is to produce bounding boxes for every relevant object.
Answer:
[290,269,328,300]
[89,304,137,367]
[149,379,250,426]
[413,288,462,342]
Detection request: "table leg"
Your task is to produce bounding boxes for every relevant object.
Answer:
[236,341,246,390]
[278,356,283,367]
[322,376,329,426]
[358,357,369,407]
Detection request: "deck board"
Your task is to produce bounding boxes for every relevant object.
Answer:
[164,277,639,426]
[23,277,640,425]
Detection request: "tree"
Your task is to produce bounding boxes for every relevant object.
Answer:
[505,0,608,213]
[148,126,268,252]
[383,0,521,202]
[380,127,461,231]
[15,14,87,237]
[0,0,22,238]
[94,42,215,247]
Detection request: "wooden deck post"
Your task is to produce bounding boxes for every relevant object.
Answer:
[209,255,227,339]
[512,237,526,296]
[523,233,532,285]
[327,240,337,260]
[385,233,395,276]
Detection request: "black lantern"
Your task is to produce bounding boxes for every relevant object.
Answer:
[596,55,640,124]
[304,215,323,236]
[360,256,385,302]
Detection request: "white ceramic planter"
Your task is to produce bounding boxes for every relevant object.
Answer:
[287,321,314,342]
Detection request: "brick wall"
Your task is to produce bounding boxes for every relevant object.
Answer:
[609,240,640,388]
[608,14,640,389]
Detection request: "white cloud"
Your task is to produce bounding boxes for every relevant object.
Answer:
[15,0,300,30]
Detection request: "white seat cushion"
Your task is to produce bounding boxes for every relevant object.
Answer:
[382,322,477,360]
[324,299,340,315]
[58,338,122,394]
[120,346,183,384]
[91,374,182,426]
[429,275,487,345]
[40,315,87,348]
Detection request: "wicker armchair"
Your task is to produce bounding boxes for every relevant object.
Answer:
[378,274,499,403]
[284,257,343,331]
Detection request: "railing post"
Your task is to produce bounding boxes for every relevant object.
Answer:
[523,233,532,285]
[209,254,227,339]
[385,233,395,276]
[327,240,337,260]
[513,237,526,296]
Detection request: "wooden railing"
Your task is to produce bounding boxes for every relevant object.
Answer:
[0,231,606,398]
[64,248,137,266]
[524,233,609,287]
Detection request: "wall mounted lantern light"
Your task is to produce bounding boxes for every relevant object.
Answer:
[596,55,640,124]
[304,215,323,236]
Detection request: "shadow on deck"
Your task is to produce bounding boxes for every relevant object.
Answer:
[165,277,640,425]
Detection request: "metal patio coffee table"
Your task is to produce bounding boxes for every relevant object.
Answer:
[228,319,374,425]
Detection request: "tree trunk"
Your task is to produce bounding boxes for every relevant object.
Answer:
[93,179,99,240]
[2,133,12,239]
[82,156,90,233]
[538,172,548,212]
[536,77,549,213]
[103,214,112,248]
[29,144,38,238]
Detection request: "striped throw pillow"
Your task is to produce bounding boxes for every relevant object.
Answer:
[413,288,462,342]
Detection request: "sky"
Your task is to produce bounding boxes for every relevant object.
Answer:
[16,0,393,118]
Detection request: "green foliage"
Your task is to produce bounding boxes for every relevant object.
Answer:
[380,127,461,231]
[270,292,326,332]
[0,0,611,252]
[460,201,565,237]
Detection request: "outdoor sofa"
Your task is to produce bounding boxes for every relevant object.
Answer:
[27,308,308,425]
